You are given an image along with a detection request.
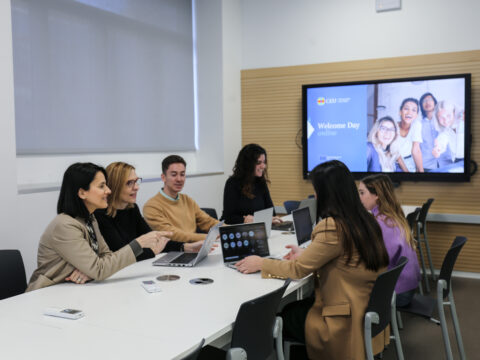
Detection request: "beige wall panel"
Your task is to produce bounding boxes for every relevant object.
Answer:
[242,50,480,272]
[423,223,480,273]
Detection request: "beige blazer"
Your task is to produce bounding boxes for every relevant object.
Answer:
[262,217,388,360]
[27,214,136,292]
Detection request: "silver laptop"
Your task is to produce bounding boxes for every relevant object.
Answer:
[152,222,223,267]
[253,207,273,238]
[292,206,313,248]
[219,222,270,269]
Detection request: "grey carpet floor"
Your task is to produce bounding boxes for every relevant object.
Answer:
[382,276,480,359]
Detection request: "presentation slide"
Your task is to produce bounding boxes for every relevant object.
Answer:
[306,85,369,172]
[304,76,467,176]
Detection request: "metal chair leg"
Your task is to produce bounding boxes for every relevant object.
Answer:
[437,280,454,360]
[422,228,436,282]
[391,294,404,360]
[418,280,424,295]
[447,287,467,360]
[417,223,430,293]
[396,310,403,330]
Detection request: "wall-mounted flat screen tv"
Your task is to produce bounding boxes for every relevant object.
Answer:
[302,74,471,182]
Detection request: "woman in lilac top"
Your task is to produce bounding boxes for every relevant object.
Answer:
[358,174,421,306]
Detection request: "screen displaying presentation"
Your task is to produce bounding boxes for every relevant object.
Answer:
[302,74,470,181]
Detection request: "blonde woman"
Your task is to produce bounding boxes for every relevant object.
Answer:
[27,163,168,291]
[367,116,408,172]
[433,100,464,163]
[95,162,205,261]
[358,174,421,306]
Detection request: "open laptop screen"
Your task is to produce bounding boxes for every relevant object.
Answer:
[292,207,313,246]
[219,222,270,263]
[253,207,273,239]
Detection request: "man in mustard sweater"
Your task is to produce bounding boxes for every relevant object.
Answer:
[143,155,219,243]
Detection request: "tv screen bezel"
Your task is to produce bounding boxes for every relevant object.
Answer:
[302,73,471,182]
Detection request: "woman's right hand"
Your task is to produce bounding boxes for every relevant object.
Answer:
[243,215,254,223]
[283,244,303,260]
[136,231,170,255]
[65,269,91,284]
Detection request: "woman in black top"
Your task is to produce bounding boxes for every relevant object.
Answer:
[96,162,204,261]
[221,144,281,224]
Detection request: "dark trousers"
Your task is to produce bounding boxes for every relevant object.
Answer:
[281,295,314,342]
[396,288,416,307]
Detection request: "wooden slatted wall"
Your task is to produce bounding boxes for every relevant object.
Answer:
[241,50,480,273]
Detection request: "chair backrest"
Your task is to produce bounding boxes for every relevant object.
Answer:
[283,201,300,214]
[418,198,434,225]
[365,257,408,337]
[201,207,218,220]
[231,279,291,360]
[406,208,421,235]
[0,250,27,300]
[439,236,467,299]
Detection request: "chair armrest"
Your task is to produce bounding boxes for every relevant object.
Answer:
[273,316,284,360]
[226,347,247,360]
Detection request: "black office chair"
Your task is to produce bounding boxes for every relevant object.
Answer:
[179,339,205,360]
[199,279,291,360]
[406,207,423,294]
[201,207,218,220]
[405,208,421,231]
[283,201,300,215]
[397,236,467,360]
[364,256,408,360]
[416,198,435,292]
[0,249,28,300]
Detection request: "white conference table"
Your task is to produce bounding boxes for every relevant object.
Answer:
[0,230,307,360]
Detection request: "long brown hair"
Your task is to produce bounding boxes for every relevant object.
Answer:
[105,162,136,217]
[231,144,270,199]
[311,160,389,271]
[361,174,415,249]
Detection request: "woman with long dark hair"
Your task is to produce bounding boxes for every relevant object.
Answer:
[221,144,280,224]
[396,97,419,172]
[27,163,168,291]
[236,160,389,360]
[359,174,420,306]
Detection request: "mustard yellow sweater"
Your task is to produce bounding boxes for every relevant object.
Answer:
[143,192,219,243]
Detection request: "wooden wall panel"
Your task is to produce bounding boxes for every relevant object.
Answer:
[241,50,480,273]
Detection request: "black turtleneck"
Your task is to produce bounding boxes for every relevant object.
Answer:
[95,203,183,261]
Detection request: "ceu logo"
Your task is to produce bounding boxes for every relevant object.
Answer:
[317,97,326,106]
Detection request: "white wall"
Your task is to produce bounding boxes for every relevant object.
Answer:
[0,0,243,278]
[241,0,480,69]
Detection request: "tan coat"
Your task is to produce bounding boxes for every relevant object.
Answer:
[143,192,219,243]
[27,214,136,292]
[262,218,388,360]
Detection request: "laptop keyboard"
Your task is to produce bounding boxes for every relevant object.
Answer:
[226,262,238,270]
[272,221,293,231]
[171,252,197,264]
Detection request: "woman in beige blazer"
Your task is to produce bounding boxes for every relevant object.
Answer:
[27,163,170,291]
[236,160,390,360]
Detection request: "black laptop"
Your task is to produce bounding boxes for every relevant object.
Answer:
[219,222,270,269]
